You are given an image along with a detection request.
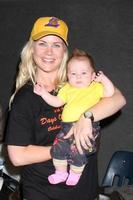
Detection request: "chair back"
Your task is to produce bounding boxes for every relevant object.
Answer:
[102,151,133,187]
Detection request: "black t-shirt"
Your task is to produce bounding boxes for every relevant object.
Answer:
[5,82,98,200]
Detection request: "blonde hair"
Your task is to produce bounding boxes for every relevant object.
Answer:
[9,39,68,108]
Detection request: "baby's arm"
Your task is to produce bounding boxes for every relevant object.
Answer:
[94,71,115,97]
[34,84,64,107]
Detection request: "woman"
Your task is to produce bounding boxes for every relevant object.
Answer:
[5,16,126,200]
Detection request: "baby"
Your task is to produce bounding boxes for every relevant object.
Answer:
[34,49,114,186]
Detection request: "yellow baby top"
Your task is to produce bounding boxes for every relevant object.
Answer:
[58,82,104,122]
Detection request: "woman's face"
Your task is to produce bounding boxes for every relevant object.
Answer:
[33,35,66,74]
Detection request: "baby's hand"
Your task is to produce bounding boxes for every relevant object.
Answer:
[34,84,43,96]
[93,71,104,82]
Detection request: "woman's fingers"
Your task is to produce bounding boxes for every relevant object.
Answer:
[80,136,90,150]
[74,136,84,154]
[64,115,95,154]
[83,135,93,148]
[63,127,73,139]
[74,129,93,154]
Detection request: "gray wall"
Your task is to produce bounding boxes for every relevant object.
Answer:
[0,0,133,183]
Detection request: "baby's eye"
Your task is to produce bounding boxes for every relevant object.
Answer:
[71,72,76,75]
[82,72,87,75]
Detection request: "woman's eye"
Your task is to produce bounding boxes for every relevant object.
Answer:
[53,44,61,48]
[38,42,47,47]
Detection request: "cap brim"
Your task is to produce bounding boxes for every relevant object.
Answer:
[32,31,68,46]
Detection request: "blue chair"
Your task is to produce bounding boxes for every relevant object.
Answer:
[101,151,133,187]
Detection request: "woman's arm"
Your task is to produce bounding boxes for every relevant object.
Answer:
[90,87,126,121]
[65,87,126,154]
[7,145,51,166]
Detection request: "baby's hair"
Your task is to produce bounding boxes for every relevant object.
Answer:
[68,48,96,70]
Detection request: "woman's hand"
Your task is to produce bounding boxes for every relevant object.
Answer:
[64,115,94,154]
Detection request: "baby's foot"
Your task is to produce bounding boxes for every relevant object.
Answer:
[66,170,81,186]
[48,170,68,184]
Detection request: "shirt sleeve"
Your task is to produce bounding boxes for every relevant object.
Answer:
[96,83,104,98]
[57,83,69,103]
[5,91,35,146]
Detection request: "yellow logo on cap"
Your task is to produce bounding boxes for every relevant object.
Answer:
[45,17,60,28]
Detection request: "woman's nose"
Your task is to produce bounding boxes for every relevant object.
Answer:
[46,46,53,55]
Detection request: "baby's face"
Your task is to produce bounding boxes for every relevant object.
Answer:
[67,58,94,88]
